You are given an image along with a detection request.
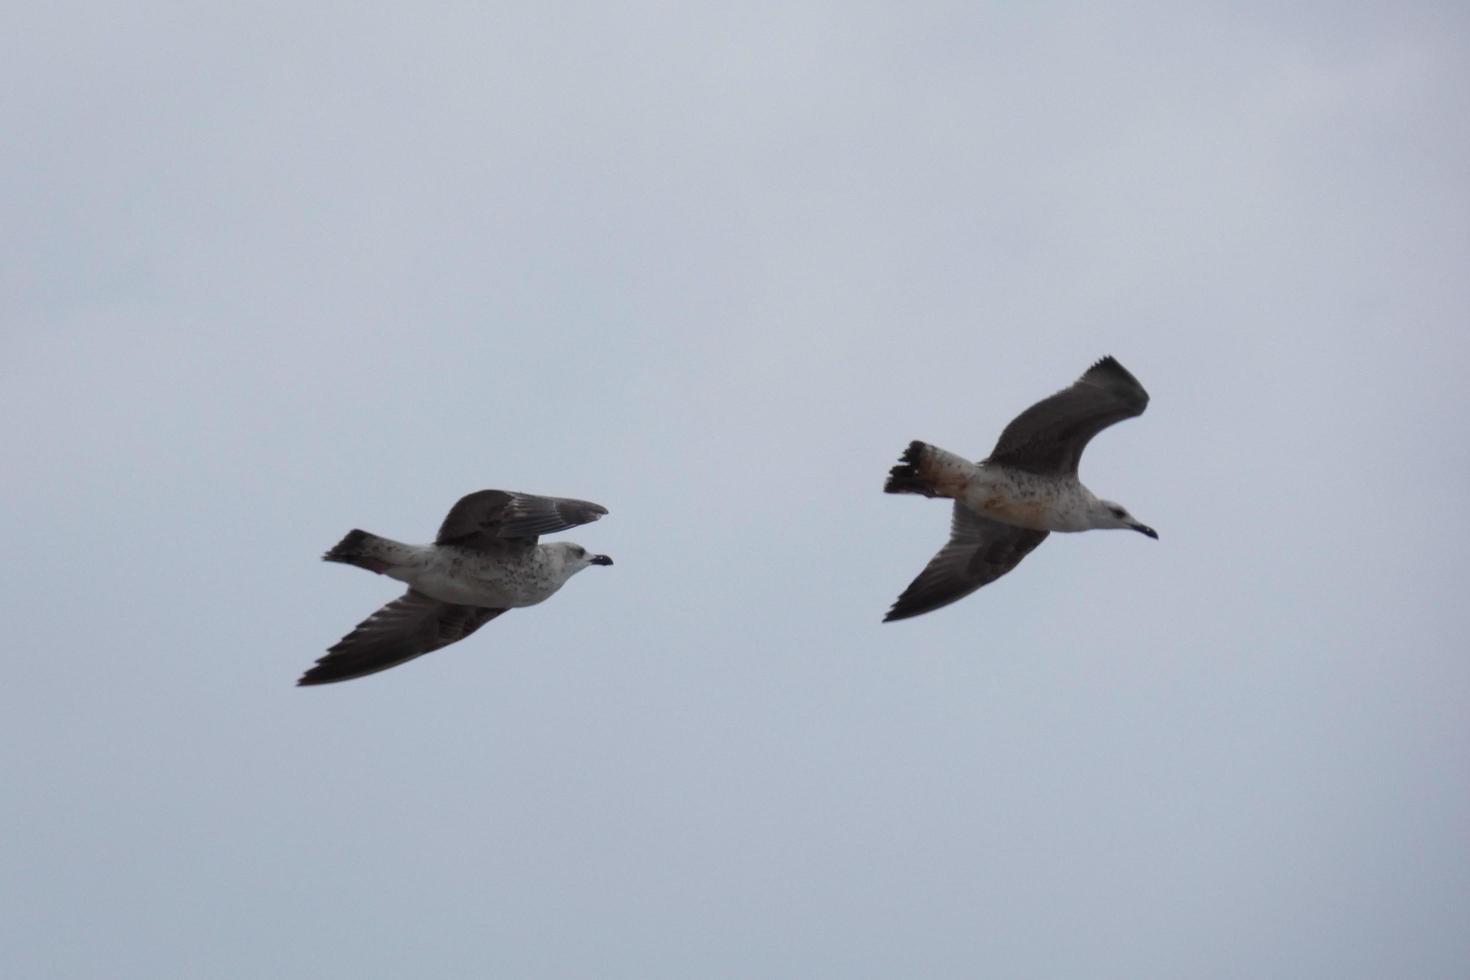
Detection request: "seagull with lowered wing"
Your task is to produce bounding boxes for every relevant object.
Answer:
[883,356,1156,622]
[300,490,612,685]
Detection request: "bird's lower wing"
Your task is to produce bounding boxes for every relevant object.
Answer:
[299,590,507,685]
[884,506,1049,622]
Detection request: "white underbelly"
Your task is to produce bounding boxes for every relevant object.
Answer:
[387,558,554,608]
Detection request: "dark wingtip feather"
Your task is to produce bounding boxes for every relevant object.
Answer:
[296,663,346,686]
[1085,354,1132,383]
[295,649,389,687]
[882,589,935,623]
[1082,355,1149,411]
[296,647,364,686]
[1086,354,1144,388]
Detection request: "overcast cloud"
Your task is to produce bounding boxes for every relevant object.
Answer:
[4,3,1468,978]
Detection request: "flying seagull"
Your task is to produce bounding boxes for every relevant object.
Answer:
[299,490,612,685]
[882,355,1155,622]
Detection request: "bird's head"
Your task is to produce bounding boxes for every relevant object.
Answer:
[1094,499,1158,539]
[550,541,614,573]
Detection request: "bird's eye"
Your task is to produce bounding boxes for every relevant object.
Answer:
[575,546,586,557]
[1109,506,1125,518]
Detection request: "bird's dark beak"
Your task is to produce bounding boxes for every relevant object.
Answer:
[590,554,613,566]
[1132,524,1158,540]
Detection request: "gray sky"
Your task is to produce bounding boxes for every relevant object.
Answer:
[5,3,1468,978]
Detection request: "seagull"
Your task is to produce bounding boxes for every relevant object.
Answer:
[882,356,1156,622]
[299,490,612,685]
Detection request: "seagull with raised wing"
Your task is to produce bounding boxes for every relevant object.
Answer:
[299,490,612,685]
[882,356,1156,622]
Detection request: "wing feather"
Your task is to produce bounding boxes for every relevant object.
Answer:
[298,590,506,685]
[884,506,1049,622]
[435,490,608,549]
[985,356,1149,475]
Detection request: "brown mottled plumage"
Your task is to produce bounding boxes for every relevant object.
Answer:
[883,356,1156,622]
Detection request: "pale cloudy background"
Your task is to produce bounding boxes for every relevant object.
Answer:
[4,3,1468,978]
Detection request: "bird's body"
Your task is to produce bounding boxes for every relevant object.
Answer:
[337,533,593,608]
[300,490,612,686]
[883,356,1156,622]
[898,442,1100,532]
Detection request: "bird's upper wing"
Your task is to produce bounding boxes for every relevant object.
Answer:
[984,356,1149,475]
[298,590,506,685]
[434,490,608,549]
[884,505,1049,622]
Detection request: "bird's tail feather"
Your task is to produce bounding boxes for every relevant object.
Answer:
[322,529,405,574]
[884,441,973,498]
